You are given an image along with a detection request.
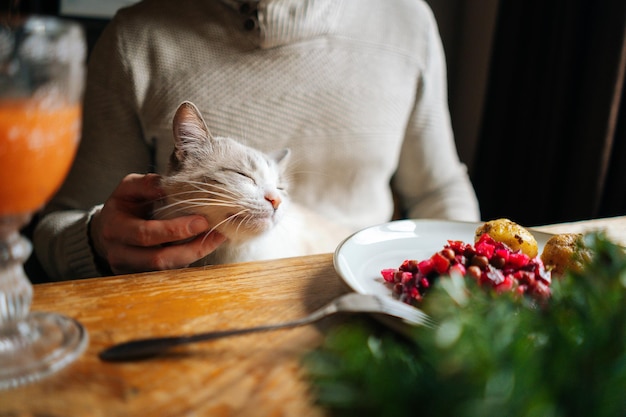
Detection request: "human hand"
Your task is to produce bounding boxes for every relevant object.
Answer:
[89,173,225,275]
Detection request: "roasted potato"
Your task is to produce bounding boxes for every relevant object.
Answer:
[540,233,591,276]
[475,218,539,258]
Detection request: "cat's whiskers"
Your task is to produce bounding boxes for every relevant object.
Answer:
[185,180,242,199]
[205,208,249,237]
[158,192,238,206]
[154,178,246,218]
[233,215,248,236]
[241,213,258,231]
[158,190,238,201]
[153,197,240,218]
[165,182,242,202]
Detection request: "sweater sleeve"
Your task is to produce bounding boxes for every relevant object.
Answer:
[33,206,103,280]
[391,3,480,222]
[33,15,153,280]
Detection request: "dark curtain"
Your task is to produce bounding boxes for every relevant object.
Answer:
[472,0,626,227]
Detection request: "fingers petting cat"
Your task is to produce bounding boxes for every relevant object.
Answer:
[88,173,225,274]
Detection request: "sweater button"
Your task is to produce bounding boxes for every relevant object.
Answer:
[243,17,258,31]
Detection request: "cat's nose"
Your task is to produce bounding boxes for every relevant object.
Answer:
[265,194,282,210]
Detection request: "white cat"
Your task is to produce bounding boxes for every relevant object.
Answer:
[155,101,350,265]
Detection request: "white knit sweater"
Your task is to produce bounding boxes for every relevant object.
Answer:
[34,0,480,280]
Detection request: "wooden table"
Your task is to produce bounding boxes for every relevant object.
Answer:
[1,216,625,416]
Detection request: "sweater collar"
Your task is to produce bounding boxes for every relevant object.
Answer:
[218,0,260,12]
[218,0,342,49]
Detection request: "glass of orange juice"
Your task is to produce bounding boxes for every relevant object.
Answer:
[0,16,87,389]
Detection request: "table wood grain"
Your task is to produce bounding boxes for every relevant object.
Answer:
[1,254,349,417]
[1,216,624,416]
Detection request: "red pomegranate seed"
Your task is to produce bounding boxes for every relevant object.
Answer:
[418,258,435,275]
[431,252,451,275]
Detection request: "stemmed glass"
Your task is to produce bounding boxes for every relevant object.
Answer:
[0,16,88,389]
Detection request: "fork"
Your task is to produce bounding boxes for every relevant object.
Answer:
[99,293,434,362]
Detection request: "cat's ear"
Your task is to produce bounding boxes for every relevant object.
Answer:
[172,101,213,163]
[270,148,291,170]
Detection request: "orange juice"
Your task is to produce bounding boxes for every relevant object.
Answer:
[0,100,81,215]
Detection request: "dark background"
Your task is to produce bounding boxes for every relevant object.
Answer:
[3,0,625,234]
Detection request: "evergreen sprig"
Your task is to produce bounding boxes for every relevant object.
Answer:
[305,233,626,417]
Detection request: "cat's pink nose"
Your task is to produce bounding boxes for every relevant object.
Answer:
[265,194,281,210]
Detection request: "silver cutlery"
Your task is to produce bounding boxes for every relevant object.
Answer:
[99,292,434,362]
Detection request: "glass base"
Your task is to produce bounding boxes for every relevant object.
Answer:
[0,311,88,390]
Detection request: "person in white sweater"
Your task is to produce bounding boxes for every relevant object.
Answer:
[34,0,480,280]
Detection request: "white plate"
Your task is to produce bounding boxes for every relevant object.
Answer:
[333,219,553,300]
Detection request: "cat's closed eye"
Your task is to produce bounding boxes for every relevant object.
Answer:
[236,171,254,182]
[223,167,256,184]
